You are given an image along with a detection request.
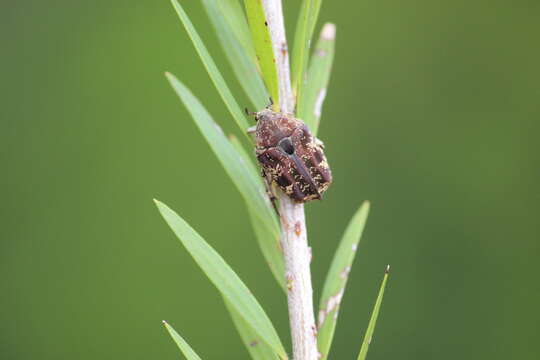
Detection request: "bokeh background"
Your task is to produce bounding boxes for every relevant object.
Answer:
[2,1,539,359]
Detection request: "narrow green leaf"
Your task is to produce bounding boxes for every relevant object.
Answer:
[357,267,390,360]
[243,0,280,108]
[163,321,203,360]
[317,201,370,360]
[224,299,281,360]
[291,0,314,99]
[247,210,285,290]
[229,135,285,290]
[291,0,323,98]
[228,134,259,177]
[220,0,257,58]
[307,0,324,43]
[155,200,287,359]
[170,0,250,133]
[166,73,280,242]
[297,23,336,136]
[202,0,268,110]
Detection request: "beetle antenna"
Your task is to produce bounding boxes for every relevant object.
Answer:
[267,97,274,108]
[245,107,257,121]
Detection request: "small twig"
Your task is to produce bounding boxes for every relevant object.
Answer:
[262,0,294,114]
[262,1,318,360]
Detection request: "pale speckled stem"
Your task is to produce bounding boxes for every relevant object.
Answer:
[262,1,318,360]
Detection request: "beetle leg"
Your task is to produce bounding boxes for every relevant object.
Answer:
[289,153,321,200]
[262,169,280,216]
[315,137,325,149]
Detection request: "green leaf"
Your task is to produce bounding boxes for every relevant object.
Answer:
[224,299,281,360]
[307,0,324,44]
[166,73,280,242]
[297,23,336,136]
[243,0,279,109]
[291,0,324,97]
[170,0,250,133]
[163,321,203,360]
[291,0,314,99]
[229,135,285,290]
[246,210,285,291]
[202,0,268,110]
[155,200,287,359]
[357,267,390,360]
[228,134,259,177]
[317,201,370,359]
[220,0,257,58]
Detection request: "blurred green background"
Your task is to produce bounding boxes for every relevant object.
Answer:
[2,1,539,359]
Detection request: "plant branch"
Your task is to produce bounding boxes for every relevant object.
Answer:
[262,1,318,359]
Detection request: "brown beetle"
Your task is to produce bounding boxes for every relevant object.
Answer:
[250,107,332,203]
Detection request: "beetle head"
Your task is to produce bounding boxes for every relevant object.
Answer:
[254,108,274,123]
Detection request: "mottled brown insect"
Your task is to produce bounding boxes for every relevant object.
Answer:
[250,108,332,203]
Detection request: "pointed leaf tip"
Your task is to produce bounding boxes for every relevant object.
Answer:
[156,201,286,358]
[357,267,390,360]
[163,321,203,360]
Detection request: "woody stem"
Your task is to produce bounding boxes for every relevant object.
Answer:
[262,1,318,360]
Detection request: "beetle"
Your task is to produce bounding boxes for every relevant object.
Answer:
[248,106,332,203]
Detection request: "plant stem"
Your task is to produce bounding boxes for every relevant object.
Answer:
[262,1,318,359]
[278,196,318,360]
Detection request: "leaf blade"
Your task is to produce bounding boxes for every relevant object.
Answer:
[224,299,281,360]
[166,73,280,241]
[291,0,314,99]
[155,200,287,359]
[307,0,324,44]
[243,0,279,108]
[220,0,257,58]
[357,267,390,360]
[297,23,336,136]
[170,0,250,133]
[163,321,203,360]
[202,0,268,110]
[229,135,286,290]
[317,201,370,359]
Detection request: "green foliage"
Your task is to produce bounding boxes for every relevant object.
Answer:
[317,202,370,358]
[357,268,390,360]
[201,0,268,110]
[296,23,336,135]
[170,0,250,134]
[219,0,257,56]
[155,200,287,359]
[243,0,280,109]
[160,1,389,359]
[291,0,324,102]
[229,135,286,290]
[163,321,203,360]
[225,299,281,360]
[165,74,284,288]
[291,0,314,101]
